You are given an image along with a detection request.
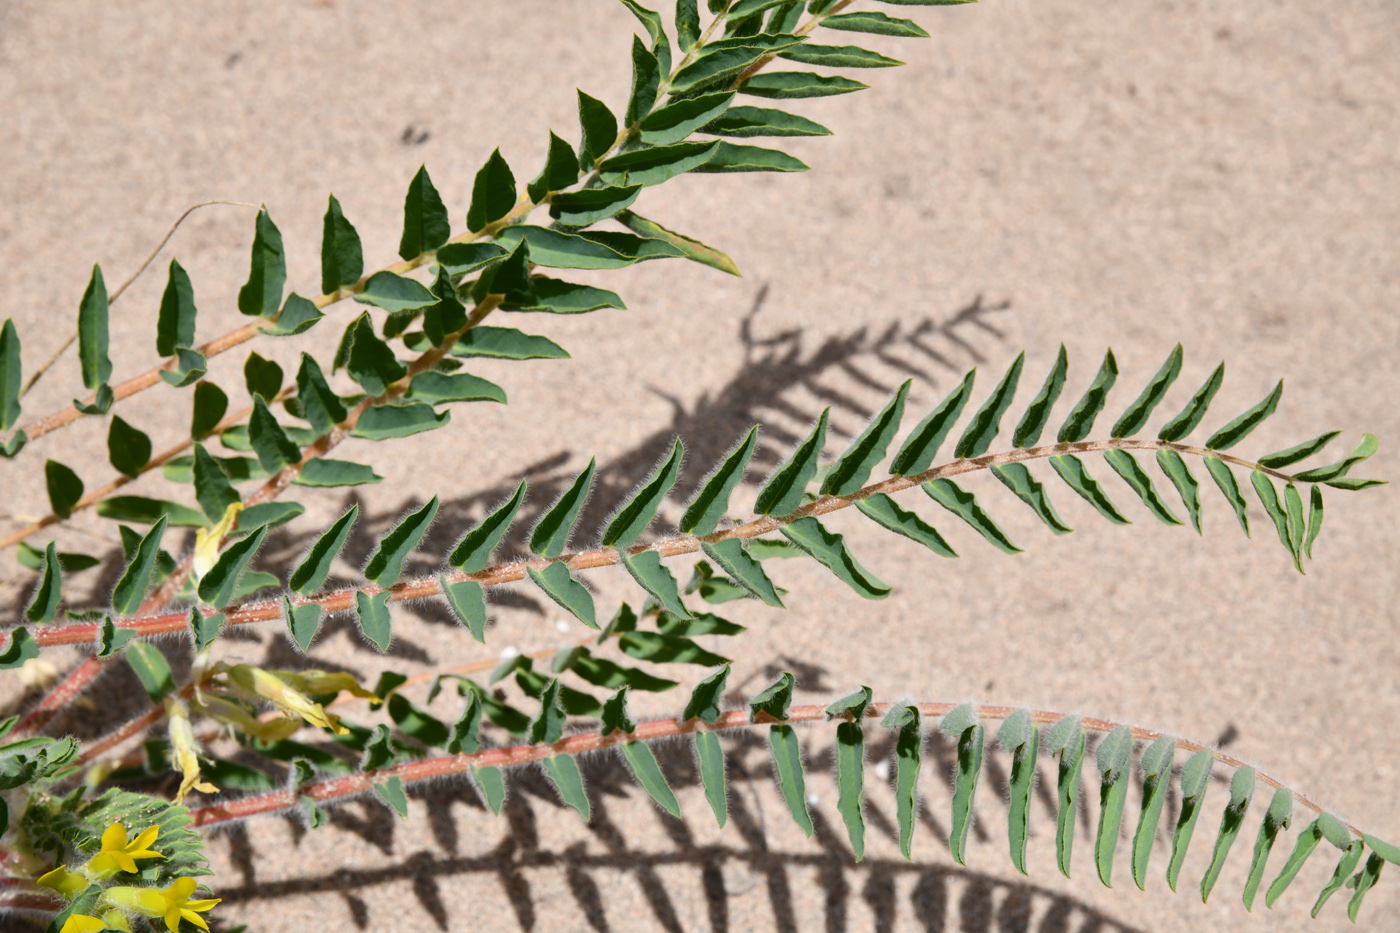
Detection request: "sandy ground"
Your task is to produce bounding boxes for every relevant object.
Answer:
[2,1,1398,931]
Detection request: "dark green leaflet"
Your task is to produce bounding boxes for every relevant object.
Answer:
[681,426,758,534]
[695,730,728,827]
[1049,454,1130,525]
[1013,344,1067,448]
[991,463,1072,535]
[1111,344,1182,438]
[890,368,975,475]
[1157,361,1224,442]
[856,492,958,557]
[1167,750,1214,891]
[923,478,1021,553]
[954,352,1023,459]
[1057,349,1117,443]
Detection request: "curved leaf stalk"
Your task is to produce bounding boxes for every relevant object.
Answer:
[0,387,292,551]
[3,0,848,451]
[14,435,1346,650]
[182,697,1392,920]
[17,200,260,401]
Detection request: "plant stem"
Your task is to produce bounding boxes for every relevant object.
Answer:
[11,655,107,738]
[186,700,1362,838]
[17,436,1297,648]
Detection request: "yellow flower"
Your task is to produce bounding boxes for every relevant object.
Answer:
[86,821,164,878]
[192,503,242,582]
[109,877,221,933]
[58,915,107,933]
[224,664,349,735]
[166,698,218,804]
[36,864,88,898]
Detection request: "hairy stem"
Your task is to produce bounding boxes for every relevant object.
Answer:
[18,436,1297,648]
[11,655,107,738]
[186,701,1362,838]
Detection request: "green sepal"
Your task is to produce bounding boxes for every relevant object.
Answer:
[1048,454,1130,525]
[77,264,112,388]
[856,492,957,557]
[1157,361,1225,442]
[694,730,728,827]
[923,478,1022,553]
[197,524,267,610]
[991,462,1073,534]
[755,407,828,516]
[399,165,451,260]
[354,590,394,653]
[1130,735,1176,889]
[822,380,910,495]
[890,368,975,475]
[157,347,207,387]
[1203,455,1250,535]
[1013,344,1067,448]
[289,504,357,596]
[1057,349,1117,443]
[351,401,451,440]
[126,641,175,703]
[1104,448,1182,525]
[528,562,598,629]
[1167,749,1214,891]
[24,543,62,624]
[320,193,364,294]
[156,258,198,357]
[1156,449,1202,533]
[780,515,890,597]
[605,439,683,547]
[364,496,439,587]
[450,479,527,571]
[191,381,228,439]
[44,459,83,519]
[1201,766,1256,902]
[237,208,286,319]
[467,148,517,233]
[111,516,169,616]
[530,459,595,558]
[1111,344,1182,438]
[1206,379,1286,451]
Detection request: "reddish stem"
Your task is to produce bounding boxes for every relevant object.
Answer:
[12,655,107,737]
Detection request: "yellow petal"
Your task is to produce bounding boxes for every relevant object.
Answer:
[164,905,183,933]
[113,851,138,874]
[85,852,119,878]
[37,865,87,898]
[59,915,108,933]
[100,822,129,852]
[185,898,221,912]
[166,877,198,900]
[130,824,161,853]
[179,909,211,931]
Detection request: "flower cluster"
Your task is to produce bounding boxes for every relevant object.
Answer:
[36,822,218,933]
